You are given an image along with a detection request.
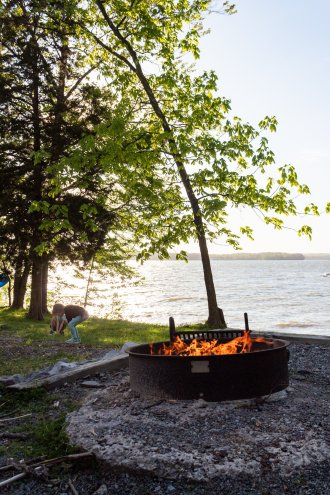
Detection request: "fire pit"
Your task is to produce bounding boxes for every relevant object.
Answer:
[128,314,290,401]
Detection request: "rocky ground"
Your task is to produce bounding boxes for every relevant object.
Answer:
[0,341,329,495]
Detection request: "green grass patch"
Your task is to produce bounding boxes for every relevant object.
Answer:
[0,307,208,377]
[0,308,49,339]
[0,307,170,345]
[0,386,80,459]
[0,307,207,345]
[81,317,169,346]
[0,386,53,415]
[30,413,79,458]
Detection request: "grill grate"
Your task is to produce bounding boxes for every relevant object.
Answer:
[169,316,244,342]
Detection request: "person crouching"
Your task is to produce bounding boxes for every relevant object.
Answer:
[63,305,89,344]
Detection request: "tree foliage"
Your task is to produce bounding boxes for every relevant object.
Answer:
[64,0,325,324]
[71,0,323,250]
[0,1,123,316]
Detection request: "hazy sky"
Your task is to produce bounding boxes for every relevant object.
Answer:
[186,0,330,254]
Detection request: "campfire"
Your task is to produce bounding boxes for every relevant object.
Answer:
[128,313,290,402]
[150,330,273,357]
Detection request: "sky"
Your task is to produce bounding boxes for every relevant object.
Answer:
[185,0,330,254]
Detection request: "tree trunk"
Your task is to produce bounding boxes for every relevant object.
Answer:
[197,234,222,326]
[41,257,49,315]
[28,24,44,320]
[12,262,30,309]
[94,2,225,327]
[28,257,44,320]
[50,34,68,164]
[36,34,68,318]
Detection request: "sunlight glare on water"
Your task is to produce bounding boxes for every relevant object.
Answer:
[48,260,330,336]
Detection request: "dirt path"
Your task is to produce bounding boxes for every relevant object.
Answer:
[0,330,106,364]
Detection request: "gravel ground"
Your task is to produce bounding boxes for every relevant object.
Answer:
[1,342,329,495]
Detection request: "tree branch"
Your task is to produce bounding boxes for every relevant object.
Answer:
[77,21,137,73]
[65,66,97,101]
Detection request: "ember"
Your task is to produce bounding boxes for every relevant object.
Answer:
[150,330,273,357]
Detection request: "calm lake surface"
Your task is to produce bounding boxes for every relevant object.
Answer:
[79,260,330,337]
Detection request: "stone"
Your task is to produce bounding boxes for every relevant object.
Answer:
[93,484,108,495]
[81,380,105,388]
[120,341,139,353]
[166,484,176,492]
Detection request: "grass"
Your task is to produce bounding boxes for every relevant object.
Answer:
[0,307,169,376]
[0,306,169,344]
[0,307,207,376]
[0,385,78,459]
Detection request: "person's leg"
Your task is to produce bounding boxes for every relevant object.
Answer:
[49,316,56,335]
[58,316,67,335]
[67,316,82,343]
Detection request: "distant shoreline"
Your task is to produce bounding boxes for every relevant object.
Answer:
[150,252,330,261]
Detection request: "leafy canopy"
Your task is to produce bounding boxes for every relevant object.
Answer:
[66,0,328,257]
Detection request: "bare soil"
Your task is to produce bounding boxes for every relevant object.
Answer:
[0,331,106,362]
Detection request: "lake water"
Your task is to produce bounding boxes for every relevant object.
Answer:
[62,260,330,337]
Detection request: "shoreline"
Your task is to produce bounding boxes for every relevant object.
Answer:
[250,330,330,345]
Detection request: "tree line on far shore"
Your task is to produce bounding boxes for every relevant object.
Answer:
[151,253,330,260]
[151,252,306,260]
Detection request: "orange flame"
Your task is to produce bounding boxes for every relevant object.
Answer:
[152,331,272,356]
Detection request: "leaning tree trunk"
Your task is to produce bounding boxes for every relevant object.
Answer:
[173,153,222,326]
[93,2,224,327]
[197,230,222,326]
[84,255,95,307]
[12,262,30,309]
